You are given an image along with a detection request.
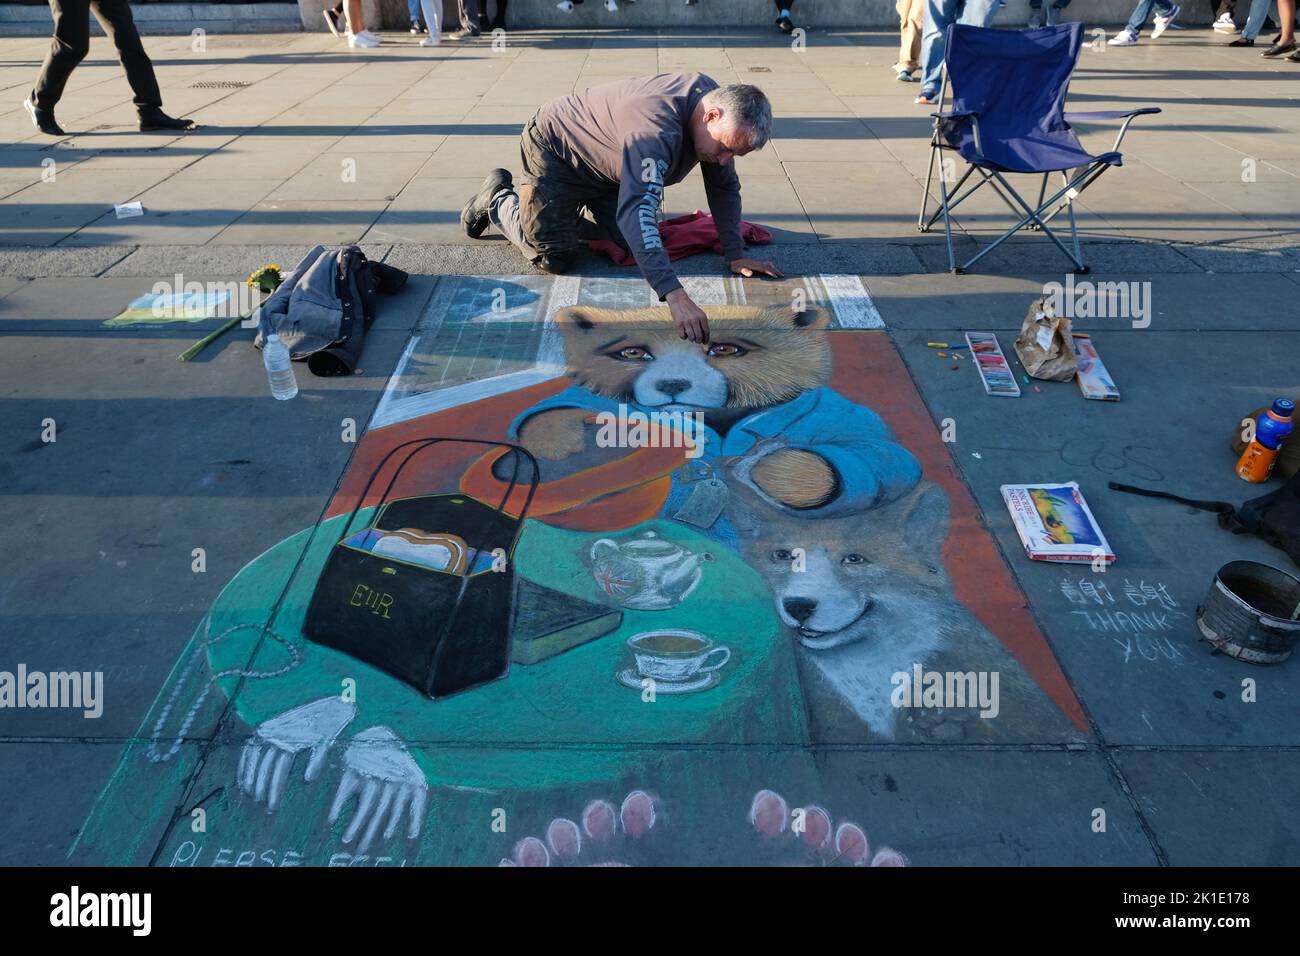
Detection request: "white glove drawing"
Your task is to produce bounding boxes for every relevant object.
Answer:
[328,726,429,851]
[237,696,357,813]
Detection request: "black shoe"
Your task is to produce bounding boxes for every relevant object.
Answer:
[461,168,513,238]
[1262,40,1296,56]
[1287,48,1300,61]
[23,97,64,135]
[139,108,196,131]
[490,15,506,30]
[410,20,423,34]
[323,8,342,37]
[776,14,794,34]
[1229,36,1254,45]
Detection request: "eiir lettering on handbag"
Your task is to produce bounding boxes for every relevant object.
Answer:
[350,583,394,619]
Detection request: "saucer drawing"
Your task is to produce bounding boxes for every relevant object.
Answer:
[617,668,722,694]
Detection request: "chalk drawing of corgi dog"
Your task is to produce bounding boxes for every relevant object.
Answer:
[726,479,1082,744]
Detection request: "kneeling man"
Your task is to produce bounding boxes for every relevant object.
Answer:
[461,74,782,344]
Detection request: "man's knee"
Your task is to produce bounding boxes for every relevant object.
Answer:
[534,250,576,275]
[52,29,90,62]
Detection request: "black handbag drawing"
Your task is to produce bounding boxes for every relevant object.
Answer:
[304,438,539,699]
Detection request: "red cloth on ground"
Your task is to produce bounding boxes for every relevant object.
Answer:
[587,210,773,265]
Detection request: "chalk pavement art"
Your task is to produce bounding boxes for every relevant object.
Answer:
[73,275,1089,867]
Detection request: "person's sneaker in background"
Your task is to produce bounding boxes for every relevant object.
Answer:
[1108,30,1139,45]
[914,89,938,105]
[1212,12,1238,32]
[347,31,380,48]
[420,34,440,46]
[776,9,794,33]
[894,66,915,82]
[1027,10,1042,27]
[605,0,618,9]
[1151,4,1180,39]
[323,7,342,37]
[1045,4,1059,24]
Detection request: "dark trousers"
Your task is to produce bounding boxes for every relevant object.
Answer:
[31,0,162,112]
[489,116,626,275]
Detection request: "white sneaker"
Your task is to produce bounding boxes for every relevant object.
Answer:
[1151,4,1180,39]
[605,0,618,9]
[1212,13,1238,33]
[1027,12,1042,28]
[420,35,440,46]
[557,0,574,10]
[1108,30,1138,45]
[358,29,380,41]
[894,66,915,81]
[347,31,380,48]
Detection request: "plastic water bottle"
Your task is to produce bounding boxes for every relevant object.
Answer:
[262,333,298,401]
[1236,398,1294,482]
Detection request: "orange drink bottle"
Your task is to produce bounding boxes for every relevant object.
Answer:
[1236,399,1295,483]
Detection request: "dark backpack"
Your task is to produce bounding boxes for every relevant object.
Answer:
[1110,473,1300,569]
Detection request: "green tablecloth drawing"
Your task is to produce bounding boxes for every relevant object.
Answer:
[75,510,813,865]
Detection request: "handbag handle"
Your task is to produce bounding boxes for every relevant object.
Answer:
[338,437,541,545]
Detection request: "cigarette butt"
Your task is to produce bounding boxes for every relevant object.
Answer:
[936,351,946,358]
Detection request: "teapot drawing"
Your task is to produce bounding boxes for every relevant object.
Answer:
[588,531,714,610]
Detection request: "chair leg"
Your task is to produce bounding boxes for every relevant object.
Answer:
[1062,171,1086,273]
[987,170,1089,271]
[919,141,939,232]
[1029,173,1049,231]
[938,172,959,273]
[1038,164,1108,229]
[980,169,1027,219]
[923,164,978,231]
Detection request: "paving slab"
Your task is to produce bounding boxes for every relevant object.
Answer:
[1115,751,1300,866]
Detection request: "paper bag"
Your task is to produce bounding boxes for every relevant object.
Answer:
[1014,298,1077,381]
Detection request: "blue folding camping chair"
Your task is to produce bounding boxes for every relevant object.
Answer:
[918,22,1160,275]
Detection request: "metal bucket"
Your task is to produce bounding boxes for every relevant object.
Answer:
[1197,561,1300,665]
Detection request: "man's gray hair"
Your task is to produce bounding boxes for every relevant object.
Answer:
[706,84,773,150]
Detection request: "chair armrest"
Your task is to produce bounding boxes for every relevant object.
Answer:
[1064,107,1162,122]
[932,110,985,160]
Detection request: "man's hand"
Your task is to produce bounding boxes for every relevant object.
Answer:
[729,258,785,280]
[665,288,710,344]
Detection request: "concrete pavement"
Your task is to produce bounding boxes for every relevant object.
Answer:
[1,26,1299,867]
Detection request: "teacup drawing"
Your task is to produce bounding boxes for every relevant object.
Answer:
[627,629,730,683]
